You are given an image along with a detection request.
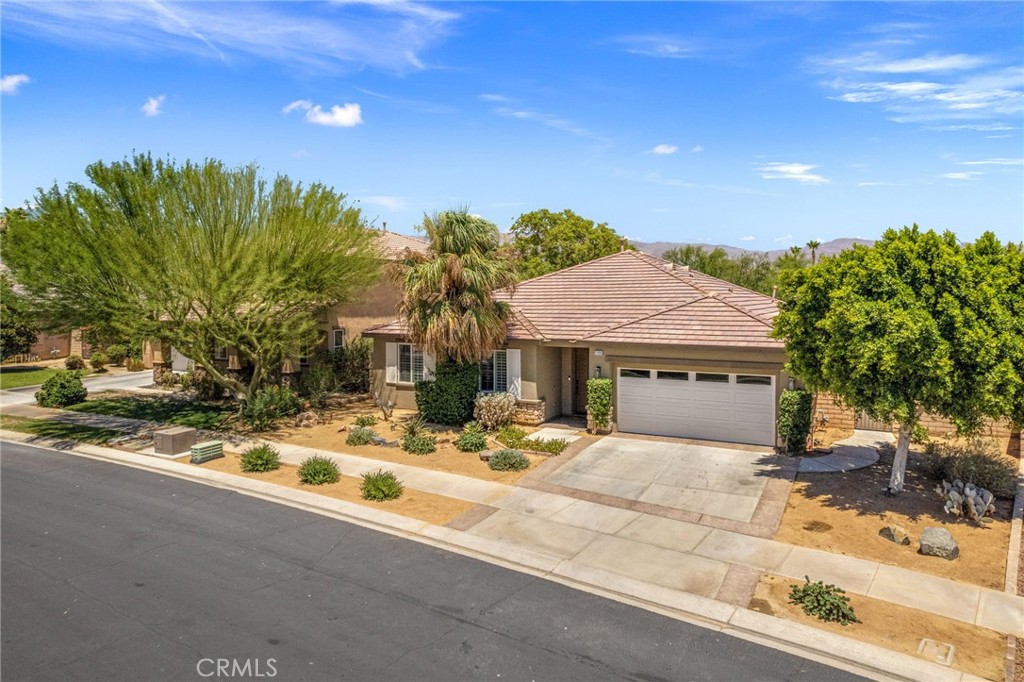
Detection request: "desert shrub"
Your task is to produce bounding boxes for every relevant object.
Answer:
[488,448,529,472]
[316,339,372,394]
[403,433,437,455]
[297,455,340,485]
[182,367,222,401]
[473,392,517,431]
[360,469,404,501]
[346,426,376,447]
[778,389,813,454]
[125,358,146,372]
[300,363,337,410]
[495,425,568,455]
[924,438,1017,498]
[587,378,613,428]
[89,352,109,372]
[105,344,128,366]
[497,425,527,447]
[415,360,479,425]
[243,385,303,432]
[159,369,180,388]
[354,414,378,428]
[456,425,488,453]
[240,444,281,472]
[64,354,85,370]
[35,370,88,407]
[788,577,859,625]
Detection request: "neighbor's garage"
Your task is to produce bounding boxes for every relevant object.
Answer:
[616,368,776,446]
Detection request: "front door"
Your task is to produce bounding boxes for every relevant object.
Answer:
[572,348,589,414]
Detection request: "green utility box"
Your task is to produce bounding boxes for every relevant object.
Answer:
[190,440,224,464]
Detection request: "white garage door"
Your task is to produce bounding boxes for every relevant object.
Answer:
[616,368,776,446]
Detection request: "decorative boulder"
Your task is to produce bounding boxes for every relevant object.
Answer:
[879,525,911,546]
[370,435,399,448]
[295,411,319,428]
[919,527,959,561]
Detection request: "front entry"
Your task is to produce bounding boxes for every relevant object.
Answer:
[572,348,589,414]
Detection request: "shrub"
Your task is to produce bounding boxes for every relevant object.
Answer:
[315,339,372,394]
[346,426,376,447]
[473,392,517,431]
[587,377,613,428]
[182,367,222,401]
[297,455,340,485]
[495,425,569,455]
[300,363,337,410]
[64,354,86,370]
[403,433,437,455]
[35,370,88,407]
[360,469,404,501]
[243,385,303,432]
[415,360,479,425]
[456,428,488,453]
[777,389,813,454]
[125,358,146,372]
[105,344,128,366]
[488,449,529,472]
[89,352,109,372]
[924,437,1017,499]
[240,444,281,473]
[354,414,378,428]
[497,425,527,447]
[788,576,859,625]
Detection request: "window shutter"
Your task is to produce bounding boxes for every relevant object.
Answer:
[423,350,436,381]
[385,342,398,383]
[506,348,521,398]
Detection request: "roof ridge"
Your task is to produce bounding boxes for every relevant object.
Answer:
[709,293,775,329]
[579,296,707,341]
[628,251,721,297]
[511,308,546,341]
[510,250,637,288]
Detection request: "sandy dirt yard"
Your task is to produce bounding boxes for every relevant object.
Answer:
[271,402,547,485]
[751,574,1007,681]
[775,448,1013,589]
[192,452,475,526]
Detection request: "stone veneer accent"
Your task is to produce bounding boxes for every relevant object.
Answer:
[514,399,545,426]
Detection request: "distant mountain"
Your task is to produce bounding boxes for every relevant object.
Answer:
[632,237,875,260]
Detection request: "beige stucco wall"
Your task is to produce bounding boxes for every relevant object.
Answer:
[323,278,402,343]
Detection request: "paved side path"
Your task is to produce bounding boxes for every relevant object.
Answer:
[799,431,891,474]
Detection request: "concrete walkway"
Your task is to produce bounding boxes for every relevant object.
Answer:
[798,429,892,473]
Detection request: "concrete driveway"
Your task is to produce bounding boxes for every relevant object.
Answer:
[541,436,792,531]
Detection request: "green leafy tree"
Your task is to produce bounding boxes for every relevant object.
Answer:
[773,226,1023,493]
[2,154,380,402]
[509,208,628,280]
[663,245,780,295]
[400,208,517,363]
[0,275,39,361]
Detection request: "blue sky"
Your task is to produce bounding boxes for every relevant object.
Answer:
[2,1,1022,247]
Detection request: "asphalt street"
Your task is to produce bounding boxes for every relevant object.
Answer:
[1,442,865,682]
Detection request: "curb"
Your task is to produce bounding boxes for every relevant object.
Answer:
[0,431,992,682]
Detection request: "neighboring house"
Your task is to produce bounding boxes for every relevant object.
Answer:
[365,250,791,447]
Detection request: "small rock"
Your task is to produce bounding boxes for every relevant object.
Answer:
[295,411,319,428]
[879,525,911,545]
[919,527,959,561]
[479,451,492,462]
[370,435,399,448]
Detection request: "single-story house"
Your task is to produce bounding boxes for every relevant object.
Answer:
[365,250,792,447]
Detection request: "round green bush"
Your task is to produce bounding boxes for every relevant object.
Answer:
[240,444,281,472]
[354,414,378,428]
[125,358,146,372]
[488,448,529,472]
[402,433,437,455]
[297,455,340,485]
[35,370,88,408]
[64,355,85,370]
[346,426,376,447]
[360,469,404,502]
[456,430,488,453]
[89,352,109,372]
[105,344,128,366]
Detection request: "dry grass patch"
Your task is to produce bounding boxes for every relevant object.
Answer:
[775,449,1012,589]
[751,574,1007,682]
[193,452,475,526]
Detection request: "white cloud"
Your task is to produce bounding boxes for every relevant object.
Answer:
[649,144,678,155]
[283,99,363,128]
[361,196,407,211]
[960,158,1022,166]
[1,73,30,94]
[690,145,703,154]
[758,162,829,184]
[813,52,987,74]
[857,181,892,187]
[493,106,600,140]
[740,235,756,241]
[614,35,698,59]
[478,93,510,103]
[774,234,794,244]
[290,149,310,159]
[2,1,458,74]
[941,171,983,180]
[141,94,165,117]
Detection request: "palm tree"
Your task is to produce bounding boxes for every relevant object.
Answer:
[806,239,821,265]
[400,209,517,363]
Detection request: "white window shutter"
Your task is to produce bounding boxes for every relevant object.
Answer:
[423,350,436,381]
[506,348,521,398]
[385,342,398,383]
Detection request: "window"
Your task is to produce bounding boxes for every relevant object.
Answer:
[299,346,310,367]
[620,369,651,379]
[399,343,424,383]
[736,375,772,386]
[695,372,729,383]
[212,345,228,360]
[332,328,345,350]
[657,371,689,381]
[480,350,508,393]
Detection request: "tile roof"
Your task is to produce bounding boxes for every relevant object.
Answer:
[365,250,783,349]
[373,230,429,260]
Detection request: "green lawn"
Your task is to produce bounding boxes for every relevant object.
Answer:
[0,415,125,445]
[67,396,234,430]
[0,366,61,390]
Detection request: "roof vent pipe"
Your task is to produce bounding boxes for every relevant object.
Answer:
[771,285,778,300]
